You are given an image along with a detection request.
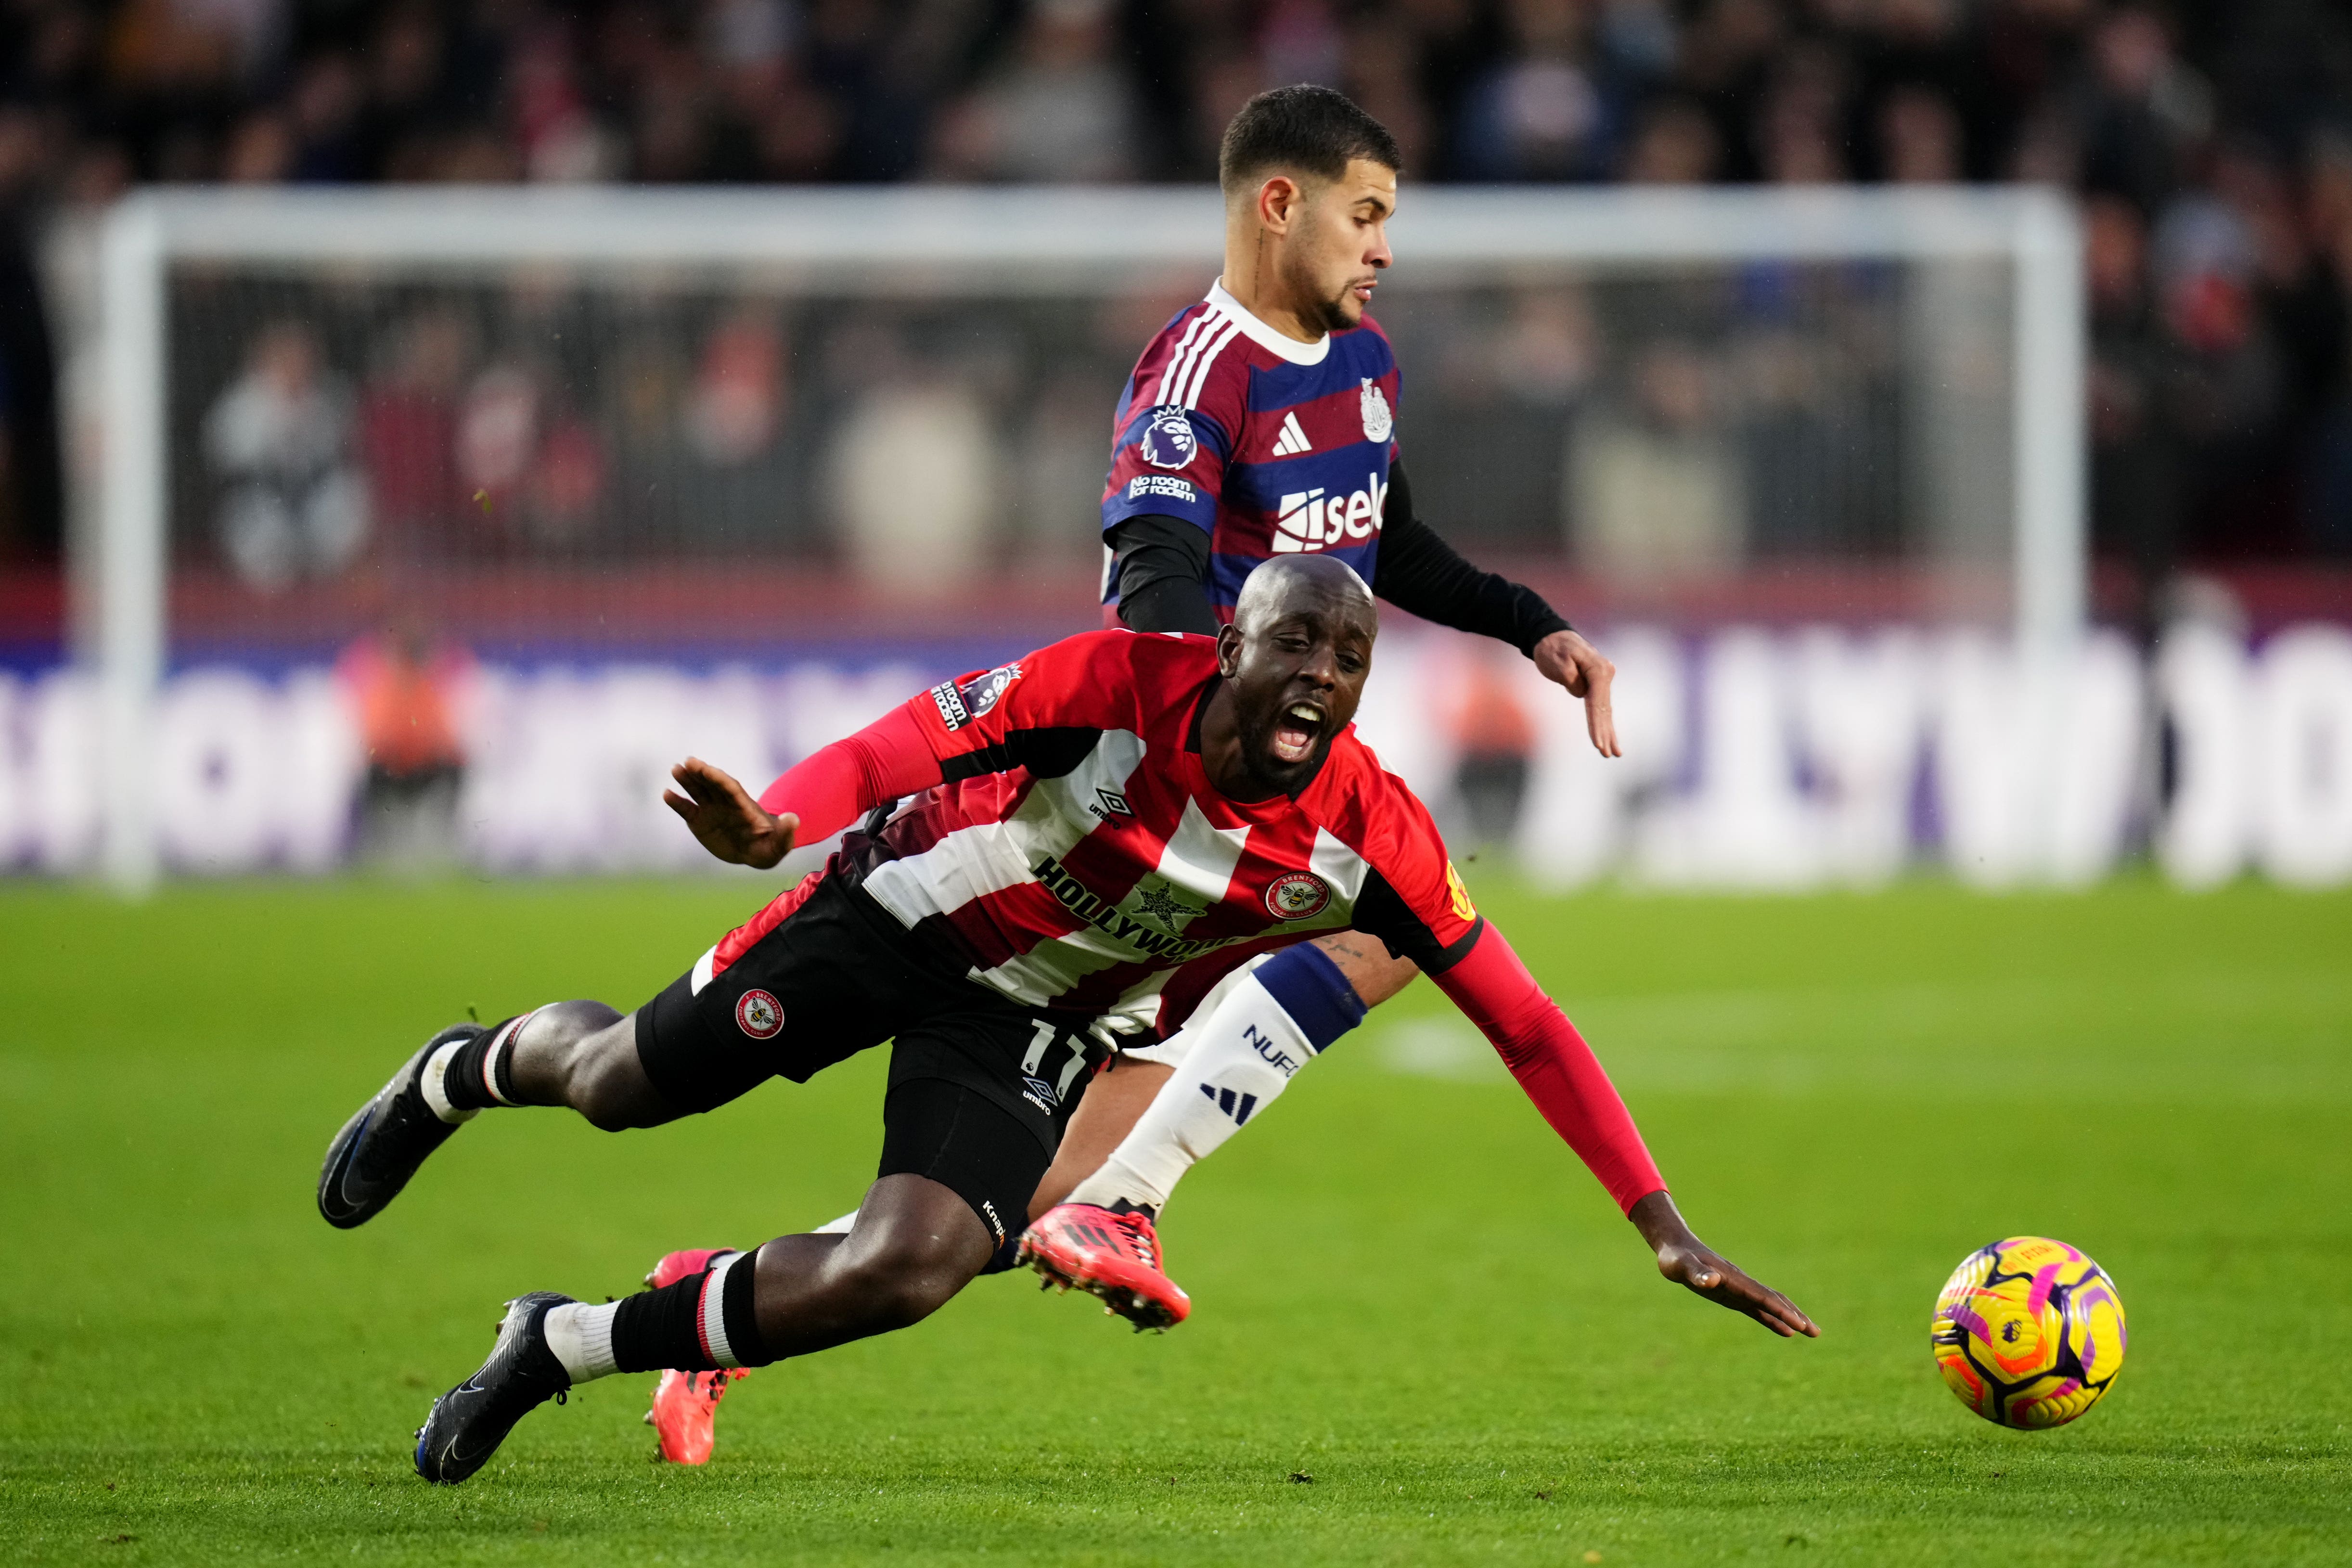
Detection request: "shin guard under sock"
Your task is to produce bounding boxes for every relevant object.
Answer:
[611,1248,770,1372]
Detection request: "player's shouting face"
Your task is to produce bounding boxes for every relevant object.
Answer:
[1205,556,1377,798]
[1272,157,1396,335]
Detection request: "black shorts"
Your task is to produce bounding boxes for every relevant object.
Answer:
[633,871,1106,1245]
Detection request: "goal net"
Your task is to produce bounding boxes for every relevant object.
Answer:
[44,184,2130,890]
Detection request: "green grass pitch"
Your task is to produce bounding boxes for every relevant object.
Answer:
[2,874,2348,1564]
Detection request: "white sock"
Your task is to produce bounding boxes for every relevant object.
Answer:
[541,1301,619,1383]
[1067,967,1322,1213]
[418,1038,476,1125]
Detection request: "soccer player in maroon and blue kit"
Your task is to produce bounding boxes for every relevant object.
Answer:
[321,556,1810,1484]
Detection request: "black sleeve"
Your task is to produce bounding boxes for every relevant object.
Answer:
[1350,868,1487,975]
[1371,461,1573,656]
[1107,515,1218,636]
[939,727,1102,783]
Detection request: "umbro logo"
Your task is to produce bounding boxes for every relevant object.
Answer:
[1271,411,1312,457]
[1088,787,1132,823]
[1200,1082,1260,1125]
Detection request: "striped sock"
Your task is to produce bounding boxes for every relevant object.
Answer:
[611,1248,770,1373]
[439,1012,535,1113]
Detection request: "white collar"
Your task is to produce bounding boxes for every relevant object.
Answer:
[1206,279,1331,366]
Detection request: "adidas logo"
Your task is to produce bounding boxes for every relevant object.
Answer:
[1200,1082,1259,1125]
[1271,411,1312,457]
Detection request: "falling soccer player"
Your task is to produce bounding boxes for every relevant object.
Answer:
[318,556,1813,1484]
[642,80,1635,1456]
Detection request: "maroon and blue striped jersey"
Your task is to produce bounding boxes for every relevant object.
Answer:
[1099,282,1402,623]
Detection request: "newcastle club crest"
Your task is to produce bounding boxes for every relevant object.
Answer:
[1359,378,1393,444]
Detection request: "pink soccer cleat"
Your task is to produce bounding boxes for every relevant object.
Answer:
[645,1366,748,1465]
[1018,1202,1191,1331]
[642,1249,750,1465]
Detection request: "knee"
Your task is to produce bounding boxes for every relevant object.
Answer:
[833,1239,972,1330]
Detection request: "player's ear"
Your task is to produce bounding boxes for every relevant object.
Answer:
[1258,174,1299,235]
[1216,623,1244,677]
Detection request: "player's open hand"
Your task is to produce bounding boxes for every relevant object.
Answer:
[1629,1190,1818,1339]
[1531,629,1620,759]
[663,757,798,870]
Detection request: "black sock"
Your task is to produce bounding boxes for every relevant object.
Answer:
[441,1017,521,1110]
[612,1250,771,1372]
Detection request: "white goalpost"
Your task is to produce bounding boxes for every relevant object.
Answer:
[90,183,2083,894]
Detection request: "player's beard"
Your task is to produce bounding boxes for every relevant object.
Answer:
[1312,285,1362,334]
[1284,246,1362,334]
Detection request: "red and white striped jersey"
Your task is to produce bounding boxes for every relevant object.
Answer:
[839,629,1481,1038]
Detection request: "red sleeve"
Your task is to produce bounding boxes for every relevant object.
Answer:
[754,703,940,842]
[754,630,1170,840]
[902,630,1157,766]
[1432,922,1667,1215]
[1337,763,1484,973]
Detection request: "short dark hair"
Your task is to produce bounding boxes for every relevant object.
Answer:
[1218,85,1401,196]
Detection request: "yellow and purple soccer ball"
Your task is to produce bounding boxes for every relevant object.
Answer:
[1930,1236,2127,1429]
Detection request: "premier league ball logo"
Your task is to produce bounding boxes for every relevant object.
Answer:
[1140,406,1198,469]
[735,989,784,1040]
[958,662,1021,721]
[1263,871,1333,920]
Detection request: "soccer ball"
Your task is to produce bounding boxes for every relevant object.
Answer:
[1930,1236,2127,1429]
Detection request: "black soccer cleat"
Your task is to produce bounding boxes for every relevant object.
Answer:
[413,1292,575,1485]
[317,1024,483,1229]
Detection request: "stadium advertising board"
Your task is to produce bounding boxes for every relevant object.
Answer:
[3,623,2346,887]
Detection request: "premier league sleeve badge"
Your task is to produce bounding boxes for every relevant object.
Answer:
[1140,406,1200,469]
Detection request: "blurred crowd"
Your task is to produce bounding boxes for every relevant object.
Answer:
[1,0,2341,189]
[0,0,2349,580]
[167,283,1153,591]
[166,269,1937,595]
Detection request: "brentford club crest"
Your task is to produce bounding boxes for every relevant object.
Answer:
[1263,871,1333,921]
[735,989,784,1039]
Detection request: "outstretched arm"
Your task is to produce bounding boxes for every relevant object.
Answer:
[664,757,800,869]
[664,703,943,870]
[1432,922,1816,1338]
